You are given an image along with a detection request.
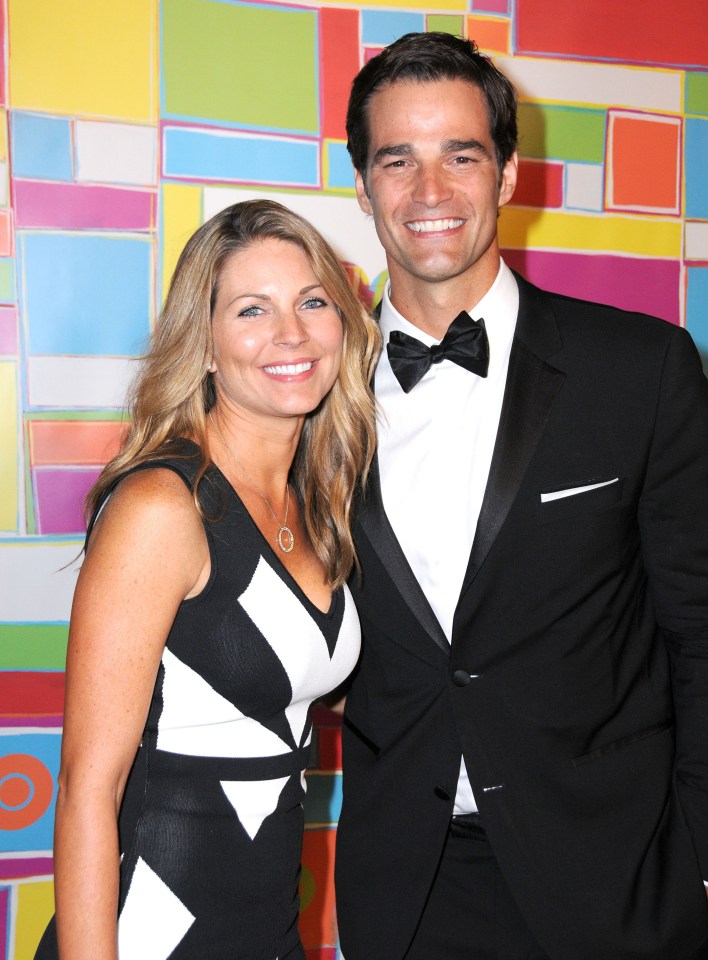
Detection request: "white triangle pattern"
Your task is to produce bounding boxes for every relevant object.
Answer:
[118,856,195,960]
[220,776,289,840]
[238,558,360,745]
[157,647,291,758]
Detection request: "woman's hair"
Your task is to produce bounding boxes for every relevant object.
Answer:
[87,199,381,588]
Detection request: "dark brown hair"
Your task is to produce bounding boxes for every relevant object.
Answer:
[346,32,518,182]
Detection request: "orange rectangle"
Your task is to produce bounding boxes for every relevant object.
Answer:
[29,420,126,466]
[0,207,13,256]
[468,15,511,55]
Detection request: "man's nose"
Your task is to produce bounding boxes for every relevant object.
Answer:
[411,164,453,207]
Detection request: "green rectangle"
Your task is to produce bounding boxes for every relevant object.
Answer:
[426,15,464,35]
[163,0,318,134]
[0,258,15,301]
[686,72,708,117]
[519,103,606,163]
[0,623,68,669]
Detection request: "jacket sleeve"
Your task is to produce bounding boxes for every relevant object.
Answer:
[638,325,708,876]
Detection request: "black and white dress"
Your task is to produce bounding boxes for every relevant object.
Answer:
[35,441,361,960]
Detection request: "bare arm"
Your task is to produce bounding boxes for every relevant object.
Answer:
[53,469,210,960]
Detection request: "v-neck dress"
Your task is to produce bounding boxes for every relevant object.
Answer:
[35,440,361,960]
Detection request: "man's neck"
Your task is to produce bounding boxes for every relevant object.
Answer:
[388,256,502,339]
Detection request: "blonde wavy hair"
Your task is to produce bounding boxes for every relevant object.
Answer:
[87,199,381,589]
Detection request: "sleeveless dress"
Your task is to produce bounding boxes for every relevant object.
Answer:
[35,441,361,960]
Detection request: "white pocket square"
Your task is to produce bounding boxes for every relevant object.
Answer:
[540,478,619,503]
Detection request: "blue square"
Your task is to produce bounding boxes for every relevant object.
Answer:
[0,732,61,853]
[686,266,708,374]
[11,112,73,182]
[361,12,425,47]
[326,143,355,190]
[21,233,152,356]
[685,119,708,219]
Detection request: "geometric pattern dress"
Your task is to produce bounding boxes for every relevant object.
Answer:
[34,441,361,960]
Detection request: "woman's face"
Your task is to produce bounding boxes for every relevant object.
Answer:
[210,238,344,427]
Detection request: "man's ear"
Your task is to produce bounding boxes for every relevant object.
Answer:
[498,151,518,209]
[355,170,373,215]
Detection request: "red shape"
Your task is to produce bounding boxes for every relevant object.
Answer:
[0,754,54,830]
[609,115,680,212]
[0,672,66,717]
[310,705,342,727]
[321,9,361,140]
[13,180,154,231]
[517,0,708,69]
[300,829,337,947]
[305,950,337,960]
[510,159,563,208]
[316,727,343,772]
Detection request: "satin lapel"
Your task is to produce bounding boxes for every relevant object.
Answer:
[357,454,450,654]
[459,276,565,597]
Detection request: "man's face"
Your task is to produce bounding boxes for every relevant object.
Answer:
[355,78,517,299]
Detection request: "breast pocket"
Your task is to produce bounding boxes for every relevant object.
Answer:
[537,476,625,524]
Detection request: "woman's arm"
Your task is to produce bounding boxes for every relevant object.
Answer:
[53,468,210,960]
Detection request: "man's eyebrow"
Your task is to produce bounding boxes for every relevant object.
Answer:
[443,138,491,156]
[372,143,414,164]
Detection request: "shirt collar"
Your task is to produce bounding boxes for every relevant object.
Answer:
[379,259,518,351]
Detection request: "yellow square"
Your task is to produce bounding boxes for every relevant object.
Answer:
[15,879,55,960]
[9,0,158,121]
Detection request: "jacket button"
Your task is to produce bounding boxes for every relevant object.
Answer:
[452,669,471,686]
[434,786,450,801]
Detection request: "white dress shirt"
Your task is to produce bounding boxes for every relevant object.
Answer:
[376,258,519,814]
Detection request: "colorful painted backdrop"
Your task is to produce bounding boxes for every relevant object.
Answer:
[1,1,707,957]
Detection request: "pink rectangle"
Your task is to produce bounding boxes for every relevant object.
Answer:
[1,714,63,727]
[14,180,154,231]
[472,0,510,12]
[502,250,680,326]
[0,304,17,353]
[34,467,100,535]
[0,857,54,880]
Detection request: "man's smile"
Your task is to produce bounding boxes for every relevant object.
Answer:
[404,218,465,233]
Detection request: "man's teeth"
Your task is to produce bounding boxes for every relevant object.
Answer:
[406,219,464,233]
[264,361,314,375]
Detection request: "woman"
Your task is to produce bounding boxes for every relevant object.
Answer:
[35,200,380,960]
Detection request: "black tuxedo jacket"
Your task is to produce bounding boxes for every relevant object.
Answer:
[335,274,708,960]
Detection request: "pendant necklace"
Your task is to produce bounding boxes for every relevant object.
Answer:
[208,412,295,554]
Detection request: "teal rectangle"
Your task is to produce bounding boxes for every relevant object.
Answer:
[326,142,355,190]
[687,266,708,376]
[164,127,319,187]
[11,112,73,182]
[303,772,342,825]
[21,233,152,356]
[361,11,425,46]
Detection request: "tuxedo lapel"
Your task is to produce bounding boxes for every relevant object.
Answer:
[357,455,450,654]
[459,275,565,598]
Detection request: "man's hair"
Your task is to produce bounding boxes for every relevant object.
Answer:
[346,32,518,180]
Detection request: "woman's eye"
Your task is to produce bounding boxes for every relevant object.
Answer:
[238,305,263,318]
[302,297,327,309]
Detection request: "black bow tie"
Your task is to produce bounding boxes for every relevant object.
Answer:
[387,312,489,393]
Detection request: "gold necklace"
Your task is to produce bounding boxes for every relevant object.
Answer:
[208,412,295,554]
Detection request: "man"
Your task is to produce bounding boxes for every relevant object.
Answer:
[335,32,708,960]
